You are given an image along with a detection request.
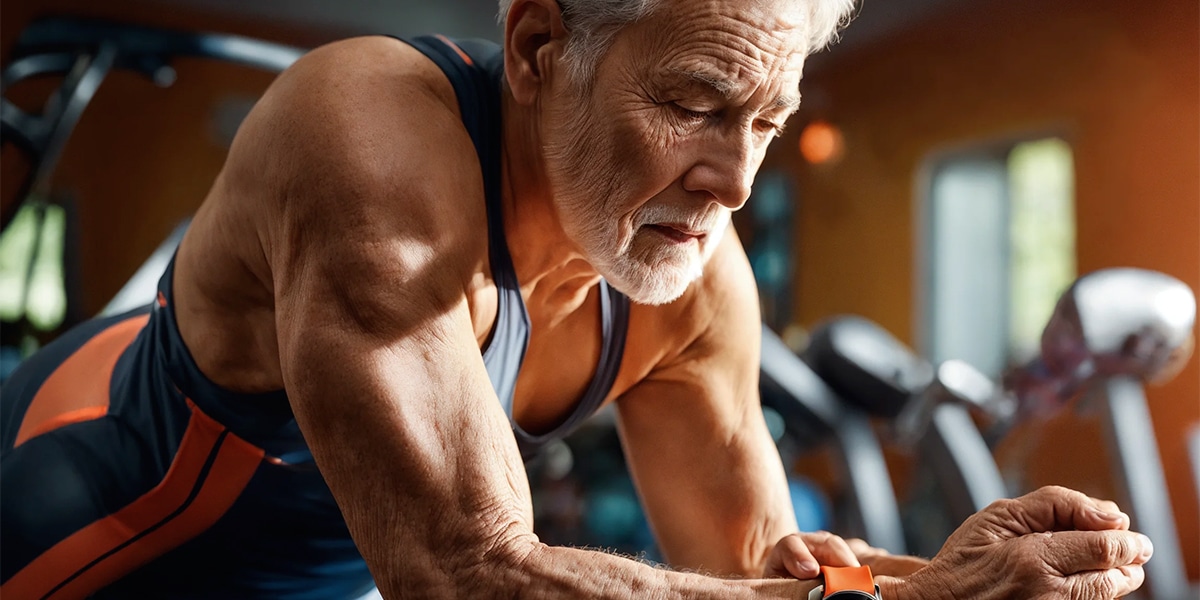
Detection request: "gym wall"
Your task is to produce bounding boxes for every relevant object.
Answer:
[775,0,1199,576]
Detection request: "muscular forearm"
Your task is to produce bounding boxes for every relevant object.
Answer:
[506,542,821,599]
[421,485,1157,600]
[485,541,923,600]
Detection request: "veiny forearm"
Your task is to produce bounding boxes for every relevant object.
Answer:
[497,542,915,600]
[367,534,921,599]
[617,380,799,576]
[503,543,924,599]
[497,541,823,600]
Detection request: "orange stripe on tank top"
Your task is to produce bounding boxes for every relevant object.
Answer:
[14,314,150,447]
[1,401,265,600]
[434,34,475,66]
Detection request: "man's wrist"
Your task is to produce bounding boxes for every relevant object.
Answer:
[859,554,930,577]
[875,575,912,600]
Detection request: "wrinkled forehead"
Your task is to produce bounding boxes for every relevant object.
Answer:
[625,0,812,78]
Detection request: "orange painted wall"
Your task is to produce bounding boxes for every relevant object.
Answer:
[776,0,1199,577]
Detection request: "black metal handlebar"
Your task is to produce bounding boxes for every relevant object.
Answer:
[1,16,306,230]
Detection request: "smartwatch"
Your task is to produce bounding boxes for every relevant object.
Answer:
[807,565,882,600]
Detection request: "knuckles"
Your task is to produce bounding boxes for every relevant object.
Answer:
[1089,533,1129,566]
[804,530,836,543]
[1029,485,1076,501]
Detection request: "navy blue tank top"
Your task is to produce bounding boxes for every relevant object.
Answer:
[157,35,629,460]
[402,35,630,457]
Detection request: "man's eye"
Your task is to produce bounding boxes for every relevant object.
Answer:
[671,103,712,121]
[756,119,787,138]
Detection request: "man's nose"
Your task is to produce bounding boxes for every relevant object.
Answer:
[681,126,758,211]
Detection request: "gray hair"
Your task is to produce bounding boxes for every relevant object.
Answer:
[497,0,857,83]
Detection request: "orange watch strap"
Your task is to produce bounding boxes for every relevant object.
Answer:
[821,565,875,594]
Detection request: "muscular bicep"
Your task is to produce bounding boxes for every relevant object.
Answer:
[276,251,534,592]
[272,132,536,600]
[281,294,534,596]
[244,38,536,596]
[616,230,796,576]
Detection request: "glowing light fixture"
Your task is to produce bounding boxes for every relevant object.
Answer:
[798,120,844,165]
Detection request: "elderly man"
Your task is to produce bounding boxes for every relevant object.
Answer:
[1,0,1151,598]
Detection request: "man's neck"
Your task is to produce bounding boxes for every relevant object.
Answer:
[498,89,605,320]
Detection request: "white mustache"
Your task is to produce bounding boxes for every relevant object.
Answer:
[635,204,725,234]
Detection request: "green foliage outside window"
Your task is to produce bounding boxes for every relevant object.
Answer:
[1008,139,1076,360]
[0,201,67,332]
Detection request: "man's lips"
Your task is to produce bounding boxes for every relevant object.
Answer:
[646,223,707,243]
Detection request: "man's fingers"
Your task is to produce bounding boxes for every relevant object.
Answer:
[1036,530,1153,575]
[763,534,820,579]
[1093,499,1122,518]
[801,531,860,569]
[1086,499,1130,531]
[845,537,885,559]
[993,486,1129,535]
[762,532,863,579]
[1063,565,1145,599]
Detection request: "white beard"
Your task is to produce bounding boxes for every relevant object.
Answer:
[568,202,731,305]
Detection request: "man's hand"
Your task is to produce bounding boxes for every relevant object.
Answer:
[762,533,929,579]
[895,486,1152,600]
[762,531,861,579]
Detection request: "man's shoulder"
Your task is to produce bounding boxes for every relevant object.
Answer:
[227,35,487,245]
[285,36,454,103]
[210,35,493,296]
[263,35,470,173]
[298,36,460,108]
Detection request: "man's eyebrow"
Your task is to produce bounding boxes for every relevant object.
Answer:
[666,67,738,98]
[772,93,802,112]
[665,67,802,112]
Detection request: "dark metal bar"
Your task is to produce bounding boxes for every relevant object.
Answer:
[1097,377,1190,600]
[12,18,304,74]
[760,325,907,554]
[30,43,117,197]
[832,413,908,554]
[2,17,307,231]
[919,404,1007,525]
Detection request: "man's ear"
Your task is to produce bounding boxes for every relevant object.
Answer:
[503,0,569,105]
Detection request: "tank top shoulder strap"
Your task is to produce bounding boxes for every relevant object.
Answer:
[392,35,631,456]
[396,34,530,408]
[512,280,630,455]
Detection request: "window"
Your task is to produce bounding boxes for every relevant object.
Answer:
[920,137,1076,374]
[0,200,68,332]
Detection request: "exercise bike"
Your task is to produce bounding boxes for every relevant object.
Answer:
[803,268,1196,599]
